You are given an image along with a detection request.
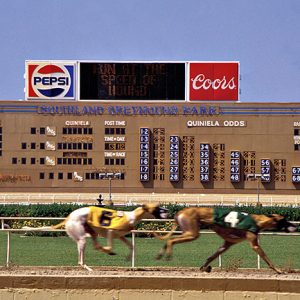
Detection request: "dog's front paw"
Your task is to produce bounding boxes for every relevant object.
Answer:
[200,265,212,273]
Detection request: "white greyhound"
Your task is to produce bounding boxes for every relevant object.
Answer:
[23,204,168,271]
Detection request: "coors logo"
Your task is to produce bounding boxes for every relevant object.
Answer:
[189,62,239,101]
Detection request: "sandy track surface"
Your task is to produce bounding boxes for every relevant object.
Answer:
[1,266,299,279]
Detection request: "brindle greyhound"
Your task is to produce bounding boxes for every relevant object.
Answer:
[155,207,297,274]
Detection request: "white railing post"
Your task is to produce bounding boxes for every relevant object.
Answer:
[257,235,261,270]
[131,231,135,268]
[6,231,10,267]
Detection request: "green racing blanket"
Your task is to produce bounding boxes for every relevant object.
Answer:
[213,208,259,233]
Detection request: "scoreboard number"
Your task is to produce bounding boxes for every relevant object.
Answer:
[169,135,180,182]
[292,167,300,183]
[230,151,241,182]
[200,143,210,182]
[140,128,150,182]
[261,159,271,182]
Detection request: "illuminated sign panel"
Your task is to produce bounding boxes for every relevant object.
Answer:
[169,135,180,182]
[140,128,150,181]
[261,159,271,182]
[292,167,300,183]
[189,62,239,101]
[79,62,185,101]
[200,143,210,182]
[230,151,241,182]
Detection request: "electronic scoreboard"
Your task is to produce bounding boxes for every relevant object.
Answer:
[139,128,150,181]
[80,62,185,101]
[169,135,180,182]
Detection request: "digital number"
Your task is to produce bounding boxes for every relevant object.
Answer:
[170,158,179,165]
[140,128,149,135]
[140,166,149,172]
[230,174,240,181]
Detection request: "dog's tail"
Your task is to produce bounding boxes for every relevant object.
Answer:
[152,223,178,240]
[51,217,69,229]
[22,217,69,231]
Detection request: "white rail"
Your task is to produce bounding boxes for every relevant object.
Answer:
[1,217,299,270]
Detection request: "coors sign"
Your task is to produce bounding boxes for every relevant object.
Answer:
[189,62,239,101]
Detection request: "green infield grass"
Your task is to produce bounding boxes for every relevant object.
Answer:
[0,232,299,270]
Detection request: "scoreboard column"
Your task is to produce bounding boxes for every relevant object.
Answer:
[200,143,210,182]
[140,128,150,181]
[169,135,180,182]
[292,167,300,183]
[261,159,271,182]
[230,151,241,182]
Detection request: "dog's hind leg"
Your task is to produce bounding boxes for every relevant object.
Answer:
[247,233,282,274]
[200,241,233,272]
[77,237,93,272]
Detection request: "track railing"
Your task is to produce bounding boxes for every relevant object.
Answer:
[1,217,299,270]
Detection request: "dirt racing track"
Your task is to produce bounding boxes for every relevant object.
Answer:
[0,267,299,299]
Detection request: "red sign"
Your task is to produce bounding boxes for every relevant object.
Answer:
[189,62,239,101]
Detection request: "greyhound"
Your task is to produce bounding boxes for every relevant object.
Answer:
[23,203,168,271]
[155,207,297,274]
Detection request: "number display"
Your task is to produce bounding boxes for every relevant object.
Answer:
[230,151,241,182]
[200,143,210,182]
[292,167,300,183]
[169,135,180,182]
[140,128,150,181]
[261,159,271,182]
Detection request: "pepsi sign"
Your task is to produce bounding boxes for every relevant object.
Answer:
[26,61,76,100]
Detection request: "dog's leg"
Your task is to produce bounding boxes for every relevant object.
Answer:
[200,241,233,272]
[119,236,133,261]
[77,237,93,272]
[247,233,282,274]
[164,231,199,261]
[102,229,116,255]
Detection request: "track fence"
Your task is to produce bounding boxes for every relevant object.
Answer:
[1,217,299,270]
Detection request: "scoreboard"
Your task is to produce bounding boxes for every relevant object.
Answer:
[139,128,150,181]
[200,143,210,182]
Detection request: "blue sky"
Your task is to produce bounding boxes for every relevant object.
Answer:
[0,0,299,102]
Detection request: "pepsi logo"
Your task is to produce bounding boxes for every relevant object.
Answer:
[27,63,75,99]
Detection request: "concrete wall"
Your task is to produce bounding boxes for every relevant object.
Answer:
[0,275,299,300]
